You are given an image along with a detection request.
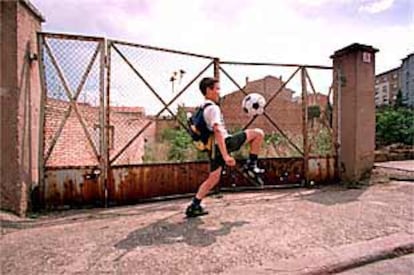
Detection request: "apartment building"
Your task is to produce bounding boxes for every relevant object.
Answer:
[375,52,414,107]
[400,53,414,107]
[375,67,400,106]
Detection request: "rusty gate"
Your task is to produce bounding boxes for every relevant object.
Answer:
[38,32,338,209]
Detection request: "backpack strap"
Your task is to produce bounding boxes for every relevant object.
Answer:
[201,102,216,155]
[201,102,213,110]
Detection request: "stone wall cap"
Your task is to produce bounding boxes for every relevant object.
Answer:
[331,43,379,59]
[401,52,414,61]
[20,0,45,22]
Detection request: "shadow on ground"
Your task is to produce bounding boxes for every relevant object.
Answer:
[0,204,183,233]
[300,185,369,206]
[115,218,249,250]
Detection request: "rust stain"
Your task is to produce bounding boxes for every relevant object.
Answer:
[44,167,104,209]
[43,158,337,209]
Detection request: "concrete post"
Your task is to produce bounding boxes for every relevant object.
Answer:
[0,0,44,216]
[331,43,378,183]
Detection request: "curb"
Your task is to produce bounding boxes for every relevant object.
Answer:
[222,233,414,275]
[301,233,414,275]
[305,242,414,275]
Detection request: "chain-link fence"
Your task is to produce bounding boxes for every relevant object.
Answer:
[39,33,104,168]
[39,33,335,170]
[219,62,334,159]
[107,40,217,165]
[38,32,338,208]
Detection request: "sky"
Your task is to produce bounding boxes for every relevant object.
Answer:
[31,0,413,112]
[31,0,413,71]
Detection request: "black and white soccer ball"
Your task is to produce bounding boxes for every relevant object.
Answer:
[242,93,266,116]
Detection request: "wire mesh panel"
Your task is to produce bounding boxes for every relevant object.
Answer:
[40,34,104,167]
[108,40,216,165]
[219,62,308,158]
[303,67,335,157]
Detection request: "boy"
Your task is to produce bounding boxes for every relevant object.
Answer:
[186,77,265,217]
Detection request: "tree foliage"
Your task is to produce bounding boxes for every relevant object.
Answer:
[376,106,414,148]
[308,105,321,120]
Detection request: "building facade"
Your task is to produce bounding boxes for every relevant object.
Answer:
[400,53,414,107]
[374,67,400,106]
[375,52,414,107]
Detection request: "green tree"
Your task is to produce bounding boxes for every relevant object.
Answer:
[376,106,414,147]
[308,105,321,120]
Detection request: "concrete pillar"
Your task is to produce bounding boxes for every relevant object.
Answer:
[331,43,378,183]
[0,0,44,216]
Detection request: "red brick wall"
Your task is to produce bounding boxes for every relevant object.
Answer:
[44,100,100,166]
[221,76,303,137]
[0,1,43,216]
[44,99,156,166]
[307,93,328,108]
[0,1,19,214]
[109,108,156,165]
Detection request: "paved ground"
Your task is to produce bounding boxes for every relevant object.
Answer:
[1,161,413,274]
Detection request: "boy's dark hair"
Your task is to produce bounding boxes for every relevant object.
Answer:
[199,77,218,95]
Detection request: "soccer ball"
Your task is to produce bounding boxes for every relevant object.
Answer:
[242,93,266,116]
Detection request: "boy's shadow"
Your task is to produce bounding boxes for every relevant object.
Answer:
[115,218,248,252]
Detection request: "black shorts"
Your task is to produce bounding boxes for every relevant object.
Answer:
[210,131,247,171]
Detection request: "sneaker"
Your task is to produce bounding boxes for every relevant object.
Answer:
[185,204,209,218]
[243,161,265,175]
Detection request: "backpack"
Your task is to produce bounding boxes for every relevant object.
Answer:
[187,102,214,152]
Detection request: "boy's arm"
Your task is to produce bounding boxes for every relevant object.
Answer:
[213,124,235,166]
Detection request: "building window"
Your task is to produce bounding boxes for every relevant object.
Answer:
[393,73,397,79]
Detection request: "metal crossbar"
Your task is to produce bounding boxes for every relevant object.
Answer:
[43,39,101,163]
[109,59,215,164]
[111,43,188,130]
[219,65,304,155]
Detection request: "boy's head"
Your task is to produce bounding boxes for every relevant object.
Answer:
[199,77,220,103]
[199,77,219,96]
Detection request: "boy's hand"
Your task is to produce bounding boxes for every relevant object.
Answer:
[224,155,236,166]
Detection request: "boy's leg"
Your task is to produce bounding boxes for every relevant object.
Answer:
[244,128,265,173]
[194,167,222,199]
[244,128,264,155]
[186,154,223,217]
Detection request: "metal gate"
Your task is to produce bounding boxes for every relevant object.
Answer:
[38,32,338,209]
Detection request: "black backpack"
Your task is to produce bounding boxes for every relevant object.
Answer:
[187,103,214,151]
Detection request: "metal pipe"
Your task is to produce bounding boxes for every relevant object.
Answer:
[110,39,216,60]
[100,39,107,207]
[36,33,47,207]
[301,67,309,185]
[221,61,332,70]
[39,32,105,42]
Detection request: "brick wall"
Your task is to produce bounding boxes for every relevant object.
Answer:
[110,107,156,165]
[0,0,43,216]
[1,1,19,214]
[44,99,156,166]
[221,76,305,137]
